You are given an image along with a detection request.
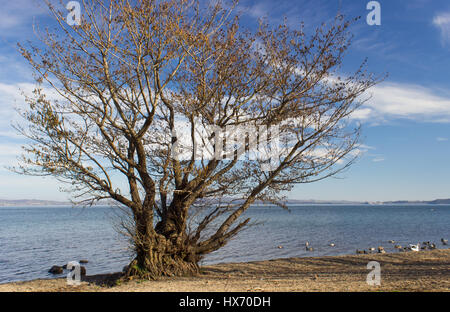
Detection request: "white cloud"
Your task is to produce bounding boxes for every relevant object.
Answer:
[352,82,450,123]
[0,82,35,133]
[0,143,25,173]
[352,108,373,120]
[357,144,376,150]
[0,143,23,157]
[0,81,62,127]
[433,12,450,45]
[237,0,332,30]
[357,146,384,163]
[239,2,269,20]
[437,137,448,142]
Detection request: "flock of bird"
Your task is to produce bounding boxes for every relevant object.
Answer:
[355,238,448,255]
[276,238,448,254]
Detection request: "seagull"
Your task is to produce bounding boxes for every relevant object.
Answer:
[305,241,310,247]
[329,243,335,247]
[409,243,420,252]
[441,238,448,245]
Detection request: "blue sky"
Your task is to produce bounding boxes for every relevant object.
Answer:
[0,0,449,202]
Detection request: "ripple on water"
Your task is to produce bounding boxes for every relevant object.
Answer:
[0,205,449,282]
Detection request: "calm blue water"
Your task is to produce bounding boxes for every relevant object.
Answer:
[0,205,449,283]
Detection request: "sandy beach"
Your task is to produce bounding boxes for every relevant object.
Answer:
[0,249,449,292]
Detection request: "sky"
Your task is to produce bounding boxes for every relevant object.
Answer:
[0,0,449,202]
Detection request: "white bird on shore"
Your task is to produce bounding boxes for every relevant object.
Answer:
[409,243,420,252]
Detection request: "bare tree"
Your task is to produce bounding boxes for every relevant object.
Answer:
[15,0,381,279]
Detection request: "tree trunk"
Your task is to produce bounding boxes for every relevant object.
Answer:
[124,205,199,280]
[125,247,200,279]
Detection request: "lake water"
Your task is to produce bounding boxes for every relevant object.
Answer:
[0,205,449,283]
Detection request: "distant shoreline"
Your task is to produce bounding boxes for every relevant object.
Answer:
[1,249,449,292]
[1,199,450,207]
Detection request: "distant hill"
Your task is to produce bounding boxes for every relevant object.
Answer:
[279,199,363,205]
[0,199,70,207]
[256,199,450,205]
[1,198,449,207]
[428,199,450,204]
[382,198,450,205]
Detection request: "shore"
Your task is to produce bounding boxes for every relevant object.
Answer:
[1,249,449,292]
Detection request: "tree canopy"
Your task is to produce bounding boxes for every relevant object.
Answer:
[15,0,381,278]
